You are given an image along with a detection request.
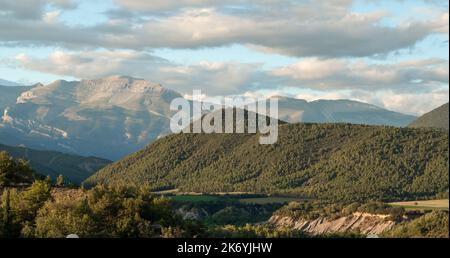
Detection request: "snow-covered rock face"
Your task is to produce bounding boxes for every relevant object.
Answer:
[0,76,183,160]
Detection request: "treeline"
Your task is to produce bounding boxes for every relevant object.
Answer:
[172,199,282,226]
[0,153,205,238]
[383,210,449,238]
[0,182,206,238]
[275,201,406,221]
[85,124,449,202]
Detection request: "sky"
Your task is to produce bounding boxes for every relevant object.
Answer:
[0,0,448,115]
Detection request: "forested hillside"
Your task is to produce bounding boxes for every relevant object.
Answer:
[383,210,449,238]
[0,144,111,184]
[85,123,449,202]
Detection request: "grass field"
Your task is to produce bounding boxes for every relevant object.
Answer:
[238,197,307,204]
[168,194,308,204]
[389,199,449,210]
[153,189,180,195]
[169,195,224,203]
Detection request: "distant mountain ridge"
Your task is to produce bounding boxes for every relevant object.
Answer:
[409,103,449,130]
[0,143,111,184]
[0,76,182,160]
[273,96,417,127]
[0,76,419,160]
[0,79,23,87]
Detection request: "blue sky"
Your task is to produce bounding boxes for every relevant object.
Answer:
[0,0,448,115]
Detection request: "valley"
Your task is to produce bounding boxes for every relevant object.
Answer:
[0,0,449,247]
[0,80,448,239]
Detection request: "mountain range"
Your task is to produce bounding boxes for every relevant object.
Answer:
[0,76,181,160]
[0,76,420,160]
[0,79,23,87]
[273,96,416,126]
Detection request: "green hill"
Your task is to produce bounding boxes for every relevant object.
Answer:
[0,144,111,184]
[409,103,449,130]
[85,123,448,202]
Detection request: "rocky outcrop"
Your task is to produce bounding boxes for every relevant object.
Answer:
[268,212,396,235]
[176,207,209,221]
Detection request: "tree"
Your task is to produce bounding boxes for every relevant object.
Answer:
[1,189,12,238]
[0,152,12,186]
[11,180,52,224]
[34,196,94,238]
[56,175,65,187]
[0,151,35,186]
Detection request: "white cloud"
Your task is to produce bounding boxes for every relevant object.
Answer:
[0,0,76,19]
[381,91,449,115]
[43,11,61,23]
[272,58,449,91]
[0,1,447,58]
[107,6,447,58]
[245,87,449,115]
[114,0,291,13]
[14,50,449,115]
[14,50,266,95]
[349,88,449,115]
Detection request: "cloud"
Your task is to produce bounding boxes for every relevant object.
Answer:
[114,0,292,13]
[349,88,449,115]
[0,0,447,58]
[114,0,230,13]
[101,2,449,58]
[272,58,449,92]
[0,0,77,19]
[14,50,449,103]
[432,12,449,33]
[43,11,61,23]
[392,91,449,115]
[15,50,169,78]
[2,0,448,116]
[244,87,449,116]
[14,50,268,95]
